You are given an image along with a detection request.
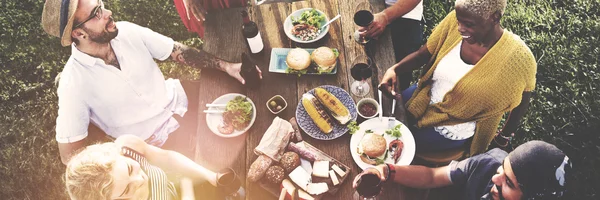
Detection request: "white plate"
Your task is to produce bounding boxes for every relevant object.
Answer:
[350,117,416,169]
[206,93,256,138]
[284,8,330,43]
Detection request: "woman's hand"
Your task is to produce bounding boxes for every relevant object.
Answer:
[360,12,389,39]
[183,0,208,21]
[352,165,388,189]
[225,63,263,85]
[379,67,398,92]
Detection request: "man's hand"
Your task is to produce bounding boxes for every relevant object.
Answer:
[360,12,390,39]
[183,0,207,21]
[224,63,263,84]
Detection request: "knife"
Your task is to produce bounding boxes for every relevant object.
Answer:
[378,89,383,122]
[389,98,396,129]
[289,117,303,142]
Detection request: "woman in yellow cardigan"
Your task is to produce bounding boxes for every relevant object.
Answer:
[380,0,536,156]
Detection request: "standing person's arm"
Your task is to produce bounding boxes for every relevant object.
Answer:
[362,0,421,38]
[115,135,218,185]
[170,42,262,84]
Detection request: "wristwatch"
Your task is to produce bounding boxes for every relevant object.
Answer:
[385,163,396,181]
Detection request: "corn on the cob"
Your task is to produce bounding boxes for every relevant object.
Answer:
[314,88,351,124]
[302,94,333,134]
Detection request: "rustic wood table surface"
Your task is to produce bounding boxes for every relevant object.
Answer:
[192,0,426,199]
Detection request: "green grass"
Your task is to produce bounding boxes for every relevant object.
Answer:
[1,0,598,199]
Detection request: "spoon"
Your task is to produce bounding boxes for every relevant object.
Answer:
[321,14,341,29]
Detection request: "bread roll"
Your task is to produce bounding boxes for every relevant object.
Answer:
[280,152,301,173]
[286,48,311,70]
[265,165,286,184]
[360,134,387,157]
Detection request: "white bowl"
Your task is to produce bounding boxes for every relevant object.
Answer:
[206,93,256,138]
[356,98,379,119]
[284,8,330,43]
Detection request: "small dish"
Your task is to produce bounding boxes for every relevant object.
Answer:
[266,95,287,114]
[356,98,379,119]
[284,8,330,43]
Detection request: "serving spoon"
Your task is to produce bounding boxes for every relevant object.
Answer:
[321,14,341,29]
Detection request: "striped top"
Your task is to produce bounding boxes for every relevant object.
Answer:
[122,147,178,200]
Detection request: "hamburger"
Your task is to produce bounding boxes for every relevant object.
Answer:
[310,47,338,73]
[286,48,311,74]
[357,133,387,165]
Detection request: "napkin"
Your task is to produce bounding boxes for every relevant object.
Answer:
[254,117,294,161]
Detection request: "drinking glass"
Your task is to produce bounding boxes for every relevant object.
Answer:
[353,2,374,44]
[216,168,246,200]
[354,171,383,200]
[350,55,373,97]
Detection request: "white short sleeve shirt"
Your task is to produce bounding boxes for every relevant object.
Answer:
[55,21,187,145]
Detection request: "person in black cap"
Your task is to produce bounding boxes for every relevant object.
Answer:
[353,140,572,200]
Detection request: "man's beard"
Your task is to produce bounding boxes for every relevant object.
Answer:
[481,185,505,200]
[87,28,118,44]
[82,18,118,44]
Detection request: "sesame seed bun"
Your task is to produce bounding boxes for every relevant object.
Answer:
[360,134,387,158]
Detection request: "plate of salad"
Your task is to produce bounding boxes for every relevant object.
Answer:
[284,8,330,43]
[349,117,415,169]
[205,94,256,138]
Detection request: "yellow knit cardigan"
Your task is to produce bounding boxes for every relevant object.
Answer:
[406,11,537,156]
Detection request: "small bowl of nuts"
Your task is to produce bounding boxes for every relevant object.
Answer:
[267,95,287,114]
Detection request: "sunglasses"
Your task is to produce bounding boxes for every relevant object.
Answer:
[74,1,104,28]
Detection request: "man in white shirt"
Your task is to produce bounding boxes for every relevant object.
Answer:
[41,0,261,164]
[361,0,423,90]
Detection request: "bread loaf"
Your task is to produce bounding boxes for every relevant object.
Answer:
[248,155,273,182]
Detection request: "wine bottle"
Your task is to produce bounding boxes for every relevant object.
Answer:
[241,10,264,54]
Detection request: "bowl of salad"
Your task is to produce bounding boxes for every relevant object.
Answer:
[284,8,330,43]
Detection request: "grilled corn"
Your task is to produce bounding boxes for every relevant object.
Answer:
[302,94,333,134]
[315,88,351,124]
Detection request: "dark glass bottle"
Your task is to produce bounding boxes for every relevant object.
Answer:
[241,10,264,54]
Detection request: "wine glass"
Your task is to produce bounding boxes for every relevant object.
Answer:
[350,55,373,97]
[354,172,383,200]
[216,168,245,200]
[353,2,374,44]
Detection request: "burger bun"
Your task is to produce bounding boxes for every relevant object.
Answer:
[286,48,311,70]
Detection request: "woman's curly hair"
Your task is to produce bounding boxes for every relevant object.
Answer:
[455,0,508,19]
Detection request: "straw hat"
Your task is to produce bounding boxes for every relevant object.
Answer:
[42,0,80,47]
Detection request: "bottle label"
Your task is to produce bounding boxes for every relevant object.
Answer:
[247,32,264,54]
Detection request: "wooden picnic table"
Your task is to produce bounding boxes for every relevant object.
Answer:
[192,0,426,199]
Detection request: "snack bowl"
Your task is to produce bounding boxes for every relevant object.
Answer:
[356,98,379,119]
[266,95,287,114]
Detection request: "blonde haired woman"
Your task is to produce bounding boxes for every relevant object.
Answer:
[381,0,536,156]
[65,134,217,200]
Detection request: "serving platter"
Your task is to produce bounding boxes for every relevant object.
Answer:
[205,93,256,138]
[349,117,416,170]
[258,141,352,199]
[295,85,357,140]
[268,48,338,75]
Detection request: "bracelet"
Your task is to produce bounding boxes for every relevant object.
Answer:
[385,163,395,181]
